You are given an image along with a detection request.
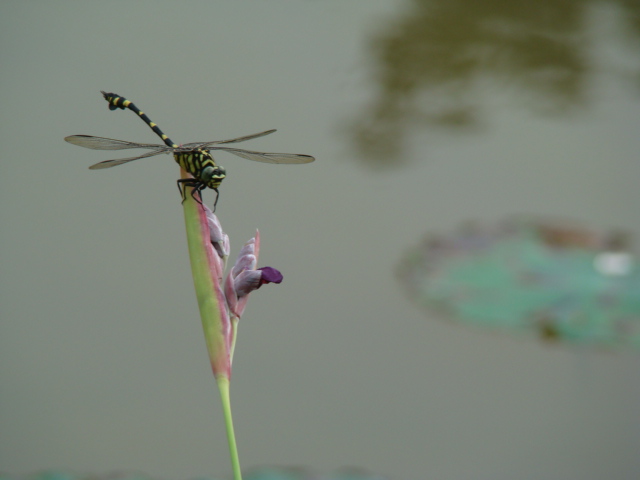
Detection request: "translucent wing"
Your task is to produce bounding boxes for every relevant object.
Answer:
[88,149,168,170]
[181,129,277,149]
[212,146,315,164]
[65,135,168,151]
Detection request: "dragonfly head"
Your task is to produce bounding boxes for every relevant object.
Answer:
[200,164,226,189]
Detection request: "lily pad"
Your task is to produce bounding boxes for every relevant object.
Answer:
[398,218,640,348]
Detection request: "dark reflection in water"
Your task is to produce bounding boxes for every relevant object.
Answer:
[349,0,640,165]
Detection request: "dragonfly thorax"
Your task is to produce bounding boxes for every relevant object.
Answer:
[173,149,226,189]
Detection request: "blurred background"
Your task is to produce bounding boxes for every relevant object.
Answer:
[1,2,640,480]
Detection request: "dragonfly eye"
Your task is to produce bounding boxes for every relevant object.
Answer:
[201,165,226,181]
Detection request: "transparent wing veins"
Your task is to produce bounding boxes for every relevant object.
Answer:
[211,147,315,164]
[181,129,277,149]
[65,135,168,151]
[88,150,168,169]
[66,130,314,168]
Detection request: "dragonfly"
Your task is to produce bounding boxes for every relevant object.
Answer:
[65,91,315,208]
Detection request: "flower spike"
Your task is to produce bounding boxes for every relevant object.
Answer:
[224,232,283,320]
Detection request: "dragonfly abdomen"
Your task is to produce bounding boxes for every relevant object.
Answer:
[101,91,178,149]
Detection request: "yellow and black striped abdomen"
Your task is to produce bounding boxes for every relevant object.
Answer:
[101,91,177,149]
[174,149,226,189]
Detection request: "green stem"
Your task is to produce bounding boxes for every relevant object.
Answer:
[217,376,242,480]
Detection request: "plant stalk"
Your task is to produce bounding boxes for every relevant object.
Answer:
[217,376,242,480]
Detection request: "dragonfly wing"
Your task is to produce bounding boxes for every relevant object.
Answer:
[182,129,277,149]
[65,135,166,151]
[212,147,315,164]
[88,149,167,169]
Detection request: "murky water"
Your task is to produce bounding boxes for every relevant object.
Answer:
[2,2,639,479]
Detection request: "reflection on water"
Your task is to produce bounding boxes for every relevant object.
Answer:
[397,217,640,349]
[349,0,640,164]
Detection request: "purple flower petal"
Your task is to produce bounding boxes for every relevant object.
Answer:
[234,270,264,297]
[231,267,283,302]
[204,204,229,260]
[232,254,257,277]
[223,231,283,321]
[258,266,283,285]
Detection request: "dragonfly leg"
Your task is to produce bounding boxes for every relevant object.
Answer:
[190,183,206,206]
[176,178,189,202]
[176,179,217,211]
[176,178,204,205]
[212,188,220,212]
